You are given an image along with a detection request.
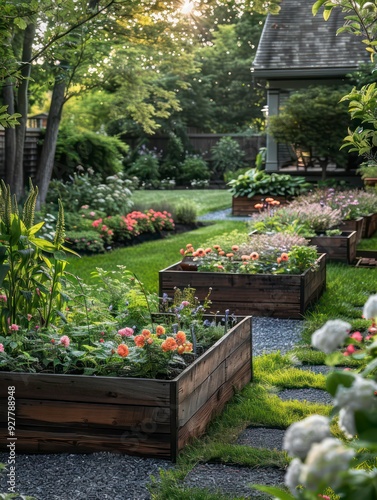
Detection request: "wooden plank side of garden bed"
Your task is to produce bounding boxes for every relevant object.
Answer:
[341,218,363,243]
[0,426,172,457]
[302,254,326,311]
[362,213,377,238]
[0,372,171,406]
[309,231,356,264]
[176,360,251,457]
[176,316,251,403]
[177,335,251,425]
[232,195,290,216]
[0,399,171,432]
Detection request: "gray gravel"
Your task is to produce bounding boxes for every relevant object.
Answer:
[0,318,319,500]
[236,427,285,450]
[198,208,250,221]
[277,388,333,405]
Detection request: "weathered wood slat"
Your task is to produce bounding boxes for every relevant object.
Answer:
[341,218,363,243]
[232,195,291,216]
[0,427,172,457]
[362,213,377,238]
[0,373,170,406]
[176,361,251,453]
[0,399,171,431]
[309,231,356,264]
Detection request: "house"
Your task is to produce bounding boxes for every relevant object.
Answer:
[253,0,370,172]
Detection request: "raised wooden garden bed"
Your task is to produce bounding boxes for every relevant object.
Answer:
[340,217,364,244]
[362,213,377,239]
[0,317,252,461]
[308,231,357,264]
[232,195,290,216]
[159,254,326,319]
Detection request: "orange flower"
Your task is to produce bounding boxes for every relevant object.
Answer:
[186,243,193,248]
[142,329,151,338]
[219,250,225,256]
[254,203,263,209]
[177,345,185,355]
[265,197,274,203]
[241,255,250,260]
[161,337,178,352]
[134,335,145,347]
[192,251,199,257]
[271,200,280,206]
[180,248,185,255]
[175,331,186,345]
[213,245,220,250]
[184,342,193,352]
[281,253,289,262]
[232,245,239,251]
[250,252,259,260]
[156,325,166,336]
[205,247,212,254]
[226,252,234,258]
[196,248,205,257]
[277,257,282,264]
[117,344,129,357]
[147,338,154,345]
[217,264,224,270]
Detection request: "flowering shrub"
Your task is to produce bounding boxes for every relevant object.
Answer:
[295,188,377,220]
[254,294,377,499]
[180,235,319,275]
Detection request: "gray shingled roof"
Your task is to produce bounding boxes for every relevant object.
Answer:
[253,0,370,78]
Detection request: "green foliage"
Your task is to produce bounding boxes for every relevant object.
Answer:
[65,230,106,253]
[210,136,246,178]
[228,169,311,198]
[268,86,351,169]
[54,124,128,180]
[177,156,210,186]
[0,181,77,331]
[47,172,134,216]
[174,201,198,225]
[0,105,21,128]
[127,150,160,188]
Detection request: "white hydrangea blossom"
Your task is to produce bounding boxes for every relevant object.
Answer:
[283,415,331,459]
[338,407,356,438]
[300,438,355,491]
[334,375,377,437]
[311,319,351,354]
[335,375,377,411]
[363,295,377,321]
[284,458,303,495]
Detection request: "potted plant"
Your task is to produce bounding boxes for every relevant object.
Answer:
[0,183,252,460]
[227,169,311,216]
[160,233,326,319]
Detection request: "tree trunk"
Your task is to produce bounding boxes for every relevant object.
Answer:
[318,158,328,181]
[3,79,16,187]
[35,78,66,207]
[14,23,36,201]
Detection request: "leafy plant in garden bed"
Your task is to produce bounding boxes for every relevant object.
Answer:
[228,169,311,198]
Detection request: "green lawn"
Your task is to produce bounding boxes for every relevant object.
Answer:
[67,221,247,293]
[131,189,232,215]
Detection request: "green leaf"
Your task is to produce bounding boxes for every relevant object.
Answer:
[0,263,10,286]
[29,237,57,252]
[252,485,294,499]
[326,370,356,397]
[14,17,28,30]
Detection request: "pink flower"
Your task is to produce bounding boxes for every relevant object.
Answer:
[10,324,19,331]
[118,327,134,337]
[27,314,32,321]
[90,211,96,216]
[0,343,4,352]
[81,205,89,209]
[60,335,70,347]
[350,331,363,342]
[0,294,7,302]
[181,301,190,307]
